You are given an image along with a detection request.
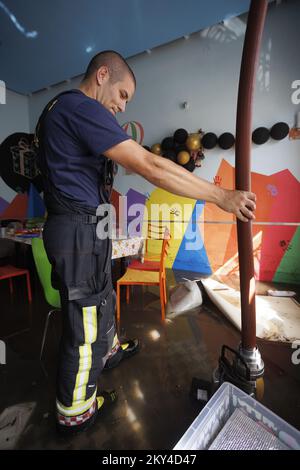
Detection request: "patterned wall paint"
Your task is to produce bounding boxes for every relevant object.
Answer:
[109,158,300,283]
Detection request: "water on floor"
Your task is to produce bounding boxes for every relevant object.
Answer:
[0,267,299,449]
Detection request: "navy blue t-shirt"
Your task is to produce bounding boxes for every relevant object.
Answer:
[42,89,129,207]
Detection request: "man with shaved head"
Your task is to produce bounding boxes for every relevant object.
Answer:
[83,50,136,87]
[36,50,256,435]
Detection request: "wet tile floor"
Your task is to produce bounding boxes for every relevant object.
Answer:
[0,268,299,449]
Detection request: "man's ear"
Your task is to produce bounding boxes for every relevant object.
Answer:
[96,66,110,85]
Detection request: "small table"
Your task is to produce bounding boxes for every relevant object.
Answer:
[111,236,144,259]
[2,234,144,259]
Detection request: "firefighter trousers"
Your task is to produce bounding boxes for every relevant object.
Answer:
[43,213,116,423]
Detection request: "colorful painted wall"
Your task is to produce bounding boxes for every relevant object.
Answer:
[110,0,300,283]
[203,160,300,283]
[110,157,300,283]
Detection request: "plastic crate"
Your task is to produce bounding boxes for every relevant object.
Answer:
[174,382,300,450]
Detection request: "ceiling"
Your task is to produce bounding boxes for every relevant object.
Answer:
[0,0,252,95]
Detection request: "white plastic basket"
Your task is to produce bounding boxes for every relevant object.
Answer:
[174,382,300,450]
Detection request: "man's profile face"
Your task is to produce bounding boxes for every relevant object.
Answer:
[100,72,135,117]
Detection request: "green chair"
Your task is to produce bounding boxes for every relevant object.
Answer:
[31,238,61,360]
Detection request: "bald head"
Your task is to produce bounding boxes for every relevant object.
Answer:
[83,50,136,88]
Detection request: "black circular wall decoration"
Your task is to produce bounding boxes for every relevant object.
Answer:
[252,127,270,145]
[202,132,218,149]
[0,133,43,193]
[161,137,174,151]
[184,159,196,172]
[270,122,289,141]
[163,149,176,162]
[174,144,188,156]
[173,128,188,144]
[218,132,235,150]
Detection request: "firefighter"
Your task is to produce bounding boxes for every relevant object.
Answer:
[35,50,256,434]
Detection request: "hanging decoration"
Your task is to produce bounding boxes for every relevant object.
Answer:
[122,121,144,145]
[145,120,291,174]
[0,132,43,193]
[252,127,270,145]
[149,128,205,172]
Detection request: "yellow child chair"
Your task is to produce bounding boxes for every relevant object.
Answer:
[116,229,170,324]
[128,222,169,271]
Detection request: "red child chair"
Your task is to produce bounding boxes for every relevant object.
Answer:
[0,265,32,303]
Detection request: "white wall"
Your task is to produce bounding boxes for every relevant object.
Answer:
[0,89,30,202]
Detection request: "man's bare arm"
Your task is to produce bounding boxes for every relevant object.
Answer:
[104,139,256,222]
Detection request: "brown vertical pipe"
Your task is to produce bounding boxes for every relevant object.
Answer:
[235,0,268,350]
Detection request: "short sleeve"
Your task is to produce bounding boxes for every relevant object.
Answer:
[73,99,130,156]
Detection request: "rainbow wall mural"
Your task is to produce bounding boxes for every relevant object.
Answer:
[110,159,300,284]
[1,153,298,283]
[204,159,300,284]
[0,183,45,220]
